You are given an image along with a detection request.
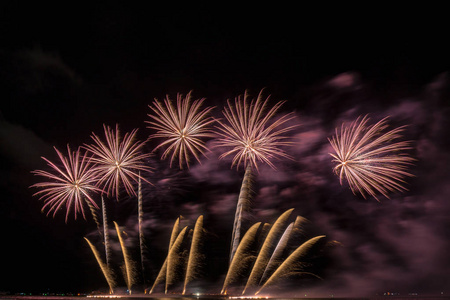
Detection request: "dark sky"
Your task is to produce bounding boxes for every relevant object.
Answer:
[1,3,450,297]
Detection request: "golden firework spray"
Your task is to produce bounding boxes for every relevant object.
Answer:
[243,208,294,294]
[84,237,116,294]
[183,215,204,294]
[256,235,326,295]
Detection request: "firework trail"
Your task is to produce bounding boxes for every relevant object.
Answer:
[149,217,181,294]
[137,174,147,287]
[166,226,188,294]
[31,145,101,222]
[183,215,204,295]
[255,235,326,295]
[243,208,294,294]
[114,221,136,294]
[146,91,215,169]
[215,89,296,266]
[260,222,293,285]
[149,259,167,294]
[169,217,181,249]
[261,215,309,283]
[229,165,253,264]
[329,115,414,200]
[283,216,309,253]
[84,237,116,294]
[84,124,151,200]
[87,197,102,235]
[102,196,111,267]
[221,222,267,295]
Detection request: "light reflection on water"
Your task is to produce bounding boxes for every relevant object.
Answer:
[2,296,449,300]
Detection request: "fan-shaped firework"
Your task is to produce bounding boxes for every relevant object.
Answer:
[146,91,215,169]
[329,115,414,200]
[215,89,296,171]
[255,235,326,295]
[84,124,151,199]
[243,208,294,294]
[31,145,100,222]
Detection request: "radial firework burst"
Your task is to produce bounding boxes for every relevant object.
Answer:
[329,115,414,200]
[84,124,151,199]
[146,91,215,169]
[31,145,101,222]
[215,89,296,171]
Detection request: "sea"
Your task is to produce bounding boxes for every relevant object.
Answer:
[1,294,449,300]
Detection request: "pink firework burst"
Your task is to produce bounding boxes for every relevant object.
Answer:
[215,89,297,171]
[146,91,215,169]
[329,115,415,200]
[31,145,101,222]
[84,124,152,199]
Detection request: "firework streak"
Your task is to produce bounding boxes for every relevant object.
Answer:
[260,222,294,285]
[84,237,116,294]
[222,222,265,294]
[256,235,326,295]
[243,208,294,294]
[138,175,147,286]
[114,221,136,294]
[102,197,111,267]
[149,217,181,294]
[229,165,253,264]
[183,215,204,294]
[166,226,188,293]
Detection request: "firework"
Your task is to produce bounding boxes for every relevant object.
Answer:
[329,115,414,200]
[215,89,296,171]
[102,196,111,267]
[166,226,188,294]
[84,124,151,199]
[183,215,204,295]
[260,222,294,285]
[149,217,181,294]
[222,222,266,295]
[137,174,147,286]
[146,91,215,169]
[243,208,294,294]
[114,221,136,294]
[84,237,116,294]
[255,235,326,295]
[31,145,100,222]
[229,165,253,264]
[169,217,181,249]
[216,90,296,268]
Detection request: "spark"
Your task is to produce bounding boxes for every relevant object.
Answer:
[222,222,266,295]
[255,235,326,295]
[215,89,296,171]
[329,115,414,200]
[84,124,151,199]
[243,209,294,294]
[31,145,101,222]
[84,237,116,294]
[114,222,136,293]
[183,215,204,295]
[146,91,215,169]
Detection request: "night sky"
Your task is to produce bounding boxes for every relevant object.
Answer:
[1,3,450,297]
